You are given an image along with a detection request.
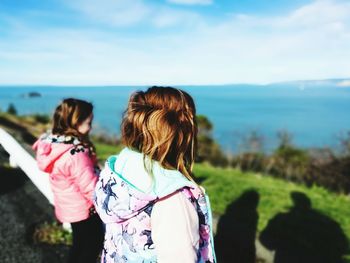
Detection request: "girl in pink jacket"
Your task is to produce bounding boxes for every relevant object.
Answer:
[33,98,104,263]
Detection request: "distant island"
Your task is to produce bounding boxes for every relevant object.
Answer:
[20,92,42,98]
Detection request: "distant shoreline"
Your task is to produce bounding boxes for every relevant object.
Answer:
[1,85,350,153]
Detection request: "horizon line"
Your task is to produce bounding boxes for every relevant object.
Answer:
[0,77,349,88]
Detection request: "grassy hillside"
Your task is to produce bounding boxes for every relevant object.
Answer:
[195,164,350,261]
[193,163,350,235]
[94,142,123,163]
[96,143,350,261]
[1,112,349,260]
[95,143,350,238]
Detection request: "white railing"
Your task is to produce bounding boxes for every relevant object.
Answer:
[0,127,72,230]
[0,127,55,204]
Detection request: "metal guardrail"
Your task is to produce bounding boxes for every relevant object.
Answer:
[0,127,73,230]
[0,128,72,230]
[0,127,55,204]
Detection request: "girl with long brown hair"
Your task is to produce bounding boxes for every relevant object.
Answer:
[33,98,104,263]
[94,87,216,263]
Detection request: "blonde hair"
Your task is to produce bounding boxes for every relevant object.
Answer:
[52,98,95,152]
[121,86,197,181]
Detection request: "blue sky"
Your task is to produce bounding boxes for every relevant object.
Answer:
[0,0,349,85]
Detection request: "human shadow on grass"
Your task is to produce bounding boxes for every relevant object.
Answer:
[259,191,349,263]
[215,189,260,263]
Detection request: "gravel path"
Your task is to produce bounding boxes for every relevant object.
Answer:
[0,166,69,263]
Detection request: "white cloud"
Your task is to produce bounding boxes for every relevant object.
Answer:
[63,0,203,28]
[179,0,350,83]
[0,0,349,85]
[151,8,201,27]
[64,0,151,26]
[167,0,212,5]
[282,0,350,28]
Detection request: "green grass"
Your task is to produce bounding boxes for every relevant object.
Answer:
[96,144,350,261]
[193,163,350,236]
[33,222,72,245]
[95,143,350,239]
[3,109,346,258]
[94,142,123,163]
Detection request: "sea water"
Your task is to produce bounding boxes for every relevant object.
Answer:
[0,85,349,153]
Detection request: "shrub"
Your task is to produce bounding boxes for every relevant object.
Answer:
[7,103,17,115]
[239,130,265,153]
[33,114,50,124]
[339,131,350,156]
[307,154,350,193]
[231,152,266,172]
[197,115,213,135]
[196,115,228,167]
[231,130,266,172]
[268,145,310,182]
[33,221,72,245]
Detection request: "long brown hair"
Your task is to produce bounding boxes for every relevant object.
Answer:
[52,98,95,152]
[121,86,197,181]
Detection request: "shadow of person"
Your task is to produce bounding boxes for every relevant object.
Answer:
[0,166,27,195]
[259,191,349,263]
[215,189,260,263]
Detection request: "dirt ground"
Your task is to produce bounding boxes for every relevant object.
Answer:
[0,165,69,263]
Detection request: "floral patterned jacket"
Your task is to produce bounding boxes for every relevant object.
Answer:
[94,147,216,263]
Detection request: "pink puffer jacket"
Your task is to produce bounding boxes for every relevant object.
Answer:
[33,133,99,223]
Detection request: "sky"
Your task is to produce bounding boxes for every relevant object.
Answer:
[0,0,349,85]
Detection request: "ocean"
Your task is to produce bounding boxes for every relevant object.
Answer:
[1,85,350,153]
